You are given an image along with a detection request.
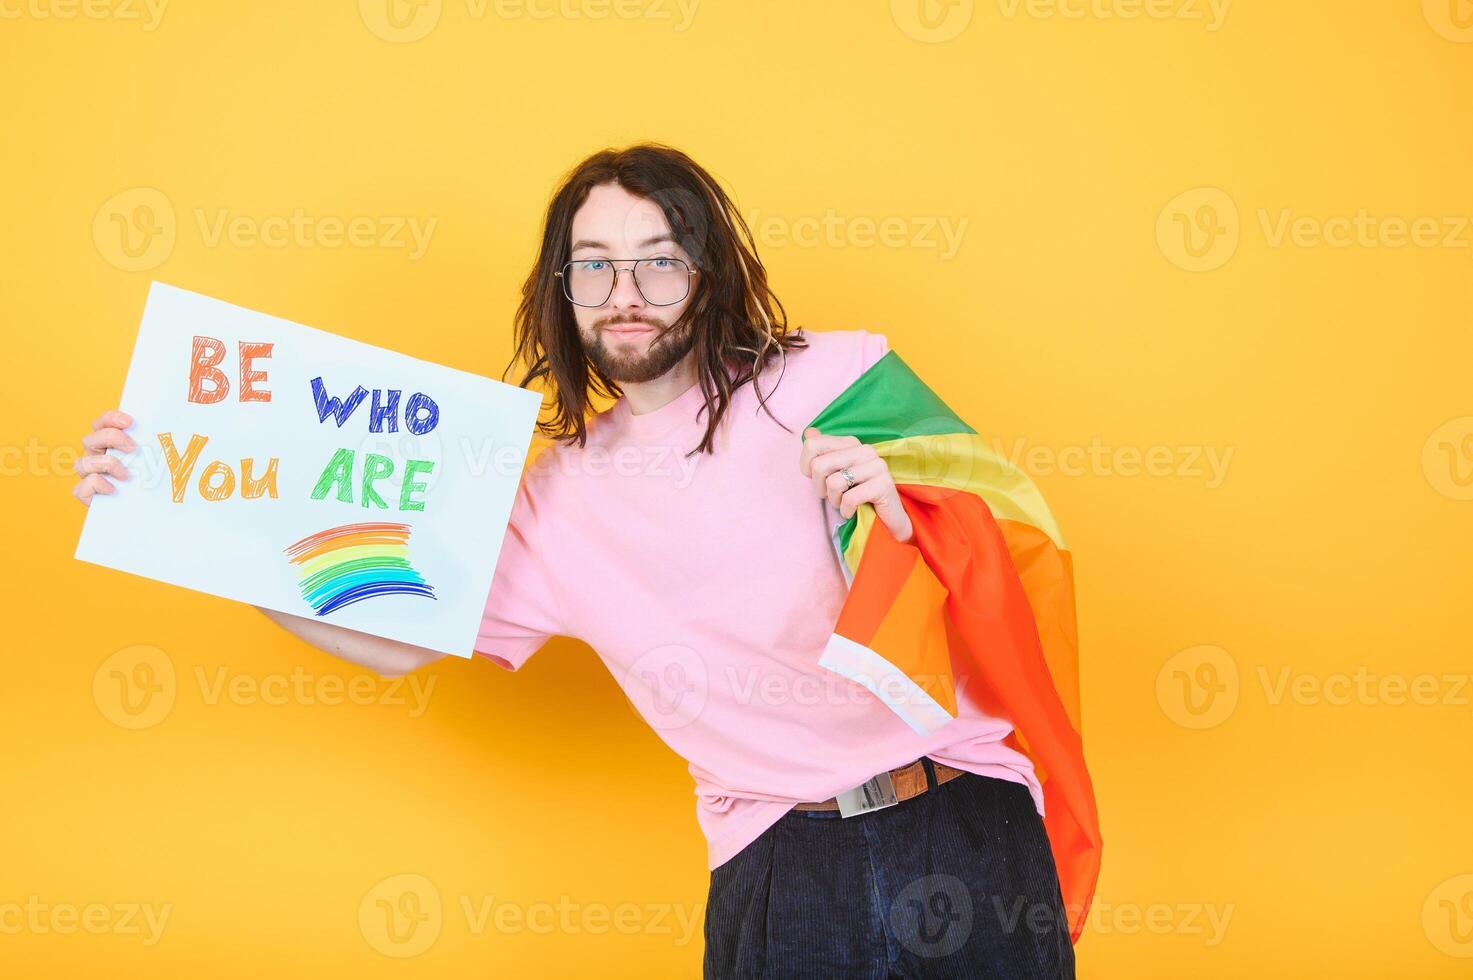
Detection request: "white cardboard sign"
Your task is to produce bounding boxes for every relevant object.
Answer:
[75,282,542,657]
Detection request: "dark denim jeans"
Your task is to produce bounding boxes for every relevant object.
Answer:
[703,766,1075,979]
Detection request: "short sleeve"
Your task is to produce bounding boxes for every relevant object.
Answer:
[474,470,566,671]
[860,330,890,374]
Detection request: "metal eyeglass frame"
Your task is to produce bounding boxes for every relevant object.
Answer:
[554,258,699,307]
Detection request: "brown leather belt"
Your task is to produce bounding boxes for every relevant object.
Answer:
[793,758,968,811]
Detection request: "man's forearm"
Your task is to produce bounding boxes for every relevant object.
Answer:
[253,605,446,677]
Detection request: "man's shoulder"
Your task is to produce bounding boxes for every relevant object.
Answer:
[788,327,892,385]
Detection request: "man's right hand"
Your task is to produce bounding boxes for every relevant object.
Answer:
[68,407,446,677]
[72,408,136,506]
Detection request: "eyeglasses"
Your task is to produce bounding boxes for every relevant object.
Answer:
[555,257,698,308]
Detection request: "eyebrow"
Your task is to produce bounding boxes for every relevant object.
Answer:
[570,234,678,252]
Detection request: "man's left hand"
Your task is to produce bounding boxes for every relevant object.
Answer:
[800,427,914,545]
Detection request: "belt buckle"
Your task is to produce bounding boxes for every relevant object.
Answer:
[835,770,900,818]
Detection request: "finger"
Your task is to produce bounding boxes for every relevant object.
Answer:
[82,427,138,455]
[73,473,116,504]
[824,457,888,510]
[799,428,860,477]
[809,444,878,497]
[836,473,889,519]
[91,409,133,431]
[74,454,130,480]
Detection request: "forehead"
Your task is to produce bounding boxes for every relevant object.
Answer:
[569,182,674,250]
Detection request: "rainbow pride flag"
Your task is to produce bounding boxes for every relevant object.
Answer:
[808,349,1102,943]
[283,522,436,616]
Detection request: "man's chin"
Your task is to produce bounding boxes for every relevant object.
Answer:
[584,321,693,384]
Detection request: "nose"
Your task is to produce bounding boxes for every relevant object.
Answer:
[608,264,646,311]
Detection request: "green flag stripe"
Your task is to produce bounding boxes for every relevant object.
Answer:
[806,351,974,445]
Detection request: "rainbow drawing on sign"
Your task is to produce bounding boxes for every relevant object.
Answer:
[283,522,436,616]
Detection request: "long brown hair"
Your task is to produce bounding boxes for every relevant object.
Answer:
[502,142,808,456]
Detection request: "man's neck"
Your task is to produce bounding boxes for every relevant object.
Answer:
[622,355,699,416]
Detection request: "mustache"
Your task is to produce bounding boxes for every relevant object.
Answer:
[596,313,666,330]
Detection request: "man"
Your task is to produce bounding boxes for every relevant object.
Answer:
[73,143,1077,977]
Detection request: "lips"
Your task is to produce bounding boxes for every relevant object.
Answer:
[604,324,656,338]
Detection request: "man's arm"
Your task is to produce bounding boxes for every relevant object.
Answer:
[254,606,446,677]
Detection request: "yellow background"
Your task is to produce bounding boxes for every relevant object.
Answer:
[3,0,1471,976]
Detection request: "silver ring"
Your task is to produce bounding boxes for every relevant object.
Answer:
[840,466,857,490]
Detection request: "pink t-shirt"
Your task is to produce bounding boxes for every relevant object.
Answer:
[475,328,1044,869]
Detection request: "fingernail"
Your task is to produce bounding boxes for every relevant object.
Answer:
[118,412,132,424]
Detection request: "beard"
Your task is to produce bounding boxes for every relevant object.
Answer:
[582,312,697,385]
